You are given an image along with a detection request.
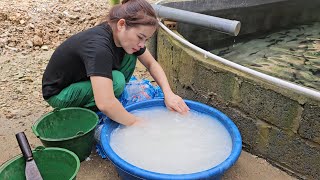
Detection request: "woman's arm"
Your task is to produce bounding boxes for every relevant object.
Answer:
[90,76,139,126]
[138,49,190,113]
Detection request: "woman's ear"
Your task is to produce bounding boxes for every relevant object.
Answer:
[116,19,126,31]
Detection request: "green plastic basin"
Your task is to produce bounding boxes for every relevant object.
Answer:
[32,107,99,161]
[0,147,80,180]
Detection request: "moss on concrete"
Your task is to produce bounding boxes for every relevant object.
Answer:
[299,104,320,143]
[239,81,302,131]
[266,127,320,179]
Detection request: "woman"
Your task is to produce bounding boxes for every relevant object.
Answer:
[42,0,189,126]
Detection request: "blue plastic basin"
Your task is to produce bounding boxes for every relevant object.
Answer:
[100,99,242,180]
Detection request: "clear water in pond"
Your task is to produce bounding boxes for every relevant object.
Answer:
[211,22,320,91]
[110,107,232,174]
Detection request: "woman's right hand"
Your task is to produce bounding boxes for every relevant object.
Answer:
[131,116,146,127]
[91,76,143,126]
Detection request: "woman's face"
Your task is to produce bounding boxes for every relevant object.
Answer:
[115,19,157,54]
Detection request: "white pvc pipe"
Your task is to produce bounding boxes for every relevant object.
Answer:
[152,4,241,36]
[156,14,320,101]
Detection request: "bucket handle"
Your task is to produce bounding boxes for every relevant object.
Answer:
[32,125,40,138]
[76,131,84,137]
[53,108,61,112]
[35,146,45,151]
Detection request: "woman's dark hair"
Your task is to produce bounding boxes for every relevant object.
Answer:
[107,0,158,28]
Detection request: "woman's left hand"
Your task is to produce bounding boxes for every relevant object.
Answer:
[164,92,190,114]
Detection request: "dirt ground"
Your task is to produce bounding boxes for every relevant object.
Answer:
[0,0,297,179]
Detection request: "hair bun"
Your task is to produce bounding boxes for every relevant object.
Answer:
[108,0,158,28]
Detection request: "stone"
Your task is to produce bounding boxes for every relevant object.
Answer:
[5,45,18,51]
[32,35,43,46]
[0,38,8,47]
[41,45,49,51]
[298,45,307,49]
[73,7,81,12]
[26,40,33,47]
[0,12,7,21]
[28,23,35,29]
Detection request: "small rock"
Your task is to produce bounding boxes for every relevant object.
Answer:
[34,29,43,37]
[26,40,33,48]
[298,45,307,49]
[28,23,35,29]
[19,20,25,24]
[0,12,7,21]
[8,41,16,47]
[68,15,79,20]
[0,31,8,38]
[15,13,21,18]
[17,73,24,79]
[79,17,86,23]
[5,45,18,51]
[73,7,81,12]
[11,109,21,115]
[17,27,24,32]
[8,15,17,21]
[24,78,34,82]
[58,14,64,19]
[5,113,14,119]
[33,35,43,46]
[0,38,8,47]
[41,45,49,51]
[32,91,40,97]
[58,29,64,35]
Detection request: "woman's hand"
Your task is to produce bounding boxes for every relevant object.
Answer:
[164,92,190,114]
[130,116,144,126]
[137,49,189,114]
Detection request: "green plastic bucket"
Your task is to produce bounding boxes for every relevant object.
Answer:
[32,107,99,161]
[0,147,80,180]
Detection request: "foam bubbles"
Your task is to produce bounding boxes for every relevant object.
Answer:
[110,107,232,174]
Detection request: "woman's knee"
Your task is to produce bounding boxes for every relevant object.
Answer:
[112,70,126,97]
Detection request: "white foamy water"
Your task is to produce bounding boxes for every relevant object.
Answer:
[110,107,232,174]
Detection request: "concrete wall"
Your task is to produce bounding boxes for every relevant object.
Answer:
[157,28,320,179]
